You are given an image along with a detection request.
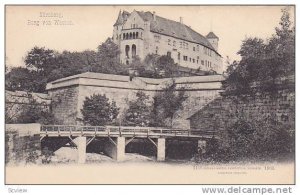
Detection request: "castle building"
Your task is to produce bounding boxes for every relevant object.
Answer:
[112,10,223,74]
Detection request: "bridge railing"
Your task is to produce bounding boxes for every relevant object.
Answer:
[40,125,217,138]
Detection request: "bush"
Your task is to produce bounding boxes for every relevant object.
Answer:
[81,94,120,126]
[123,91,152,126]
[202,116,294,162]
[6,97,55,124]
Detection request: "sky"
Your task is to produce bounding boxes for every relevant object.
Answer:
[5,5,294,68]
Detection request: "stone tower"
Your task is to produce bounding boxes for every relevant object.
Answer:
[206,32,219,51]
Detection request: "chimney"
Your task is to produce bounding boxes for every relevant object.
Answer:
[153,11,156,21]
[180,17,183,24]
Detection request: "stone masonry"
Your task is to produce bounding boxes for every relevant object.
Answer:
[188,76,295,133]
[46,72,224,128]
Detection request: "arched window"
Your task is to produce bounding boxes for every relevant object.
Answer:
[126,33,129,40]
[136,32,139,39]
[133,32,136,39]
[132,44,136,57]
[125,45,130,58]
[123,33,125,40]
[129,32,132,39]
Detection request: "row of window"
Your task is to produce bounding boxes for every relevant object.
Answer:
[180,53,213,68]
[163,36,215,57]
[121,32,142,40]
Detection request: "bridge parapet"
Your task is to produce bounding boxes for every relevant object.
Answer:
[40,125,218,139]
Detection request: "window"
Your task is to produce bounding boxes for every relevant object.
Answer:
[193,59,195,63]
[193,47,195,51]
[125,45,130,58]
[178,52,180,60]
[189,57,191,62]
[183,56,188,61]
[167,51,171,57]
[132,44,136,57]
[201,60,204,65]
[197,60,199,64]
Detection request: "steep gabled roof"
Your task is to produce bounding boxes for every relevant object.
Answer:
[113,10,124,26]
[206,32,219,40]
[136,11,220,55]
[114,10,130,26]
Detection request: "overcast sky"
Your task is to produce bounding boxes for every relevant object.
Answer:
[5,5,294,68]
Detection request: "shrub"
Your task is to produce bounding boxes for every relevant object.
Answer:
[81,94,119,126]
[123,91,152,126]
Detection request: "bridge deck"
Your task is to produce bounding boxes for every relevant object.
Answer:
[40,125,217,139]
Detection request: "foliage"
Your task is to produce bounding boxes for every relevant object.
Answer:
[123,91,152,126]
[81,94,120,126]
[41,147,54,164]
[151,80,187,127]
[129,54,180,78]
[227,116,293,160]
[6,96,55,124]
[24,47,58,72]
[6,38,128,93]
[200,116,294,162]
[222,8,295,96]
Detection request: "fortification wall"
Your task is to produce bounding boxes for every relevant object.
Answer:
[49,87,79,125]
[5,123,41,165]
[189,78,295,133]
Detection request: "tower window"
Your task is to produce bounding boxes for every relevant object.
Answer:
[125,45,130,58]
[132,44,136,57]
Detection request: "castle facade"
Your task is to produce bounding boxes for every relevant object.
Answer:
[112,10,223,74]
